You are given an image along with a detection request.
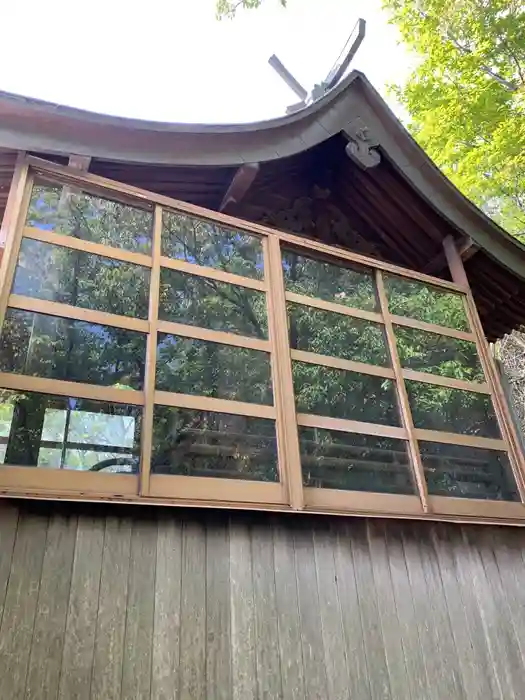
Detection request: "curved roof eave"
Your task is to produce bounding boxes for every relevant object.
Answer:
[1,71,525,281]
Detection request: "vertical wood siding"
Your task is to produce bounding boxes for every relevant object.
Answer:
[2,500,525,699]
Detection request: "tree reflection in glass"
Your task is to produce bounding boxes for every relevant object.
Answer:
[156,333,272,405]
[162,210,264,279]
[27,180,153,254]
[151,407,278,481]
[0,390,141,472]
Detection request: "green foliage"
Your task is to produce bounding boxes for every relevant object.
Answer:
[215,0,284,20]
[383,0,525,238]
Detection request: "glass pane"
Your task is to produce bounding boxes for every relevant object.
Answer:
[162,210,263,279]
[384,275,469,331]
[300,428,414,494]
[293,361,399,425]
[27,180,152,253]
[0,309,146,389]
[395,325,484,382]
[12,239,150,319]
[420,441,519,501]
[406,380,500,438]
[288,302,389,365]
[151,407,278,481]
[282,248,377,311]
[159,268,267,338]
[0,389,141,472]
[156,334,272,405]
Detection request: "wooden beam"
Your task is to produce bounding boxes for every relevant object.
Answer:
[220,163,259,212]
[423,236,478,275]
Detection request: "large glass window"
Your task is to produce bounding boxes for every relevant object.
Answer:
[0,165,518,520]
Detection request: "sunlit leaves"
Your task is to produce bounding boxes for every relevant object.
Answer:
[383,0,525,237]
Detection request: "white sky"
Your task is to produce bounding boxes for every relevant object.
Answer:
[0,0,414,123]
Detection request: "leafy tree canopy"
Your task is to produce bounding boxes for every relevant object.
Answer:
[382,0,525,239]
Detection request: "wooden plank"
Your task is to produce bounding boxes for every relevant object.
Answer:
[25,512,77,700]
[400,523,462,700]
[350,519,392,700]
[366,520,411,700]
[151,512,182,700]
[206,515,232,700]
[382,521,430,700]
[0,158,30,330]
[415,526,466,698]
[430,497,524,520]
[157,319,271,352]
[391,314,474,342]
[229,518,257,700]
[458,527,520,698]
[251,521,283,700]
[431,524,500,699]
[402,368,490,394]
[140,203,162,496]
[304,488,422,515]
[272,518,306,700]
[91,515,132,700]
[332,519,371,700]
[180,520,206,700]
[160,255,266,291]
[148,475,284,504]
[0,467,138,498]
[414,429,507,451]
[58,514,105,700]
[293,522,328,700]
[291,349,394,378]
[10,293,150,332]
[121,517,157,700]
[297,412,406,439]
[154,390,275,418]
[0,509,48,700]
[490,527,525,695]
[313,523,350,700]
[376,270,429,512]
[469,528,525,692]
[286,291,383,323]
[23,226,153,267]
[0,372,144,406]
[0,503,19,627]
[265,235,303,508]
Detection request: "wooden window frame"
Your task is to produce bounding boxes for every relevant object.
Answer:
[0,155,524,524]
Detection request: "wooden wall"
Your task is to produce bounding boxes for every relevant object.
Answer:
[1,500,525,699]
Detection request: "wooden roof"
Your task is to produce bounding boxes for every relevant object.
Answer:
[0,71,524,340]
